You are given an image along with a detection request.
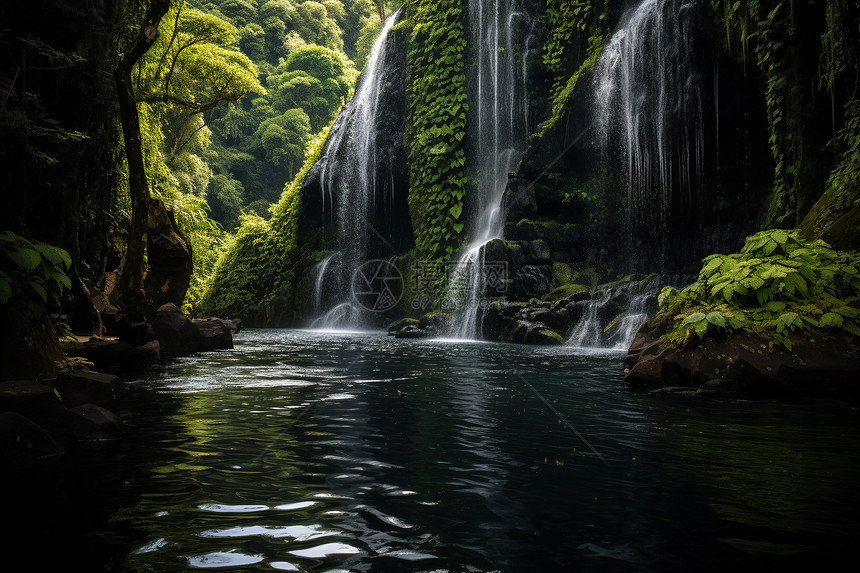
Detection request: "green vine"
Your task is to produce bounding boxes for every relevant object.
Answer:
[543,0,607,114]
[405,0,468,260]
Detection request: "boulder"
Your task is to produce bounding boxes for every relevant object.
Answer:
[67,404,122,440]
[52,371,125,410]
[193,318,234,351]
[0,411,63,465]
[0,380,68,439]
[625,315,860,397]
[152,303,202,356]
[395,326,434,339]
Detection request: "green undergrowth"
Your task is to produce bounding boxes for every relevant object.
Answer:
[200,121,333,323]
[658,229,860,351]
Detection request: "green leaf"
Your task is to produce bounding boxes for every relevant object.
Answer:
[0,278,11,304]
[682,312,706,324]
[448,204,463,219]
[31,281,47,302]
[706,312,726,327]
[10,248,41,272]
[693,320,710,338]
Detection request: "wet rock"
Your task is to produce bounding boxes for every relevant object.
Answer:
[193,318,234,351]
[387,318,418,335]
[395,326,434,339]
[418,312,453,333]
[524,327,565,345]
[0,411,63,465]
[512,265,556,300]
[62,339,159,370]
[625,315,860,397]
[67,404,122,440]
[0,380,68,440]
[53,372,125,410]
[526,239,551,263]
[152,304,234,355]
[152,303,201,355]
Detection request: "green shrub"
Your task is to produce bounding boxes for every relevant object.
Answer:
[659,229,860,350]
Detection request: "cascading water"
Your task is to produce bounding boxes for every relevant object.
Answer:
[310,9,404,330]
[562,0,714,349]
[593,0,712,271]
[447,0,532,339]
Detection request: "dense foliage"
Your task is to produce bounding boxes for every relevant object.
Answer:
[405,0,468,260]
[711,0,860,229]
[659,230,860,350]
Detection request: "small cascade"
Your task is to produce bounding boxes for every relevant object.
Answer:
[593,0,713,270]
[445,245,487,339]
[309,9,404,330]
[567,290,614,348]
[447,0,532,337]
[567,280,661,350]
[606,294,652,348]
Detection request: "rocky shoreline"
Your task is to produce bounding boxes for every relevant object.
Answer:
[0,303,238,467]
[624,314,860,399]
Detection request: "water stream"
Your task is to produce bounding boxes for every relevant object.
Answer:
[447,0,532,338]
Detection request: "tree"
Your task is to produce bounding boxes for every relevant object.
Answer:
[268,44,351,130]
[113,0,172,345]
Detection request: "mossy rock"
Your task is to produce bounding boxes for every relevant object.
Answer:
[570,268,601,289]
[511,219,582,251]
[542,283,589,303]
[552,261,573,285]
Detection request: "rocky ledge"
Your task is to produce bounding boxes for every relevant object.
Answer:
[624,314,860,398]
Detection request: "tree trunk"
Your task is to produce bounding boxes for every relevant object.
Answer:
[113,0,171,345]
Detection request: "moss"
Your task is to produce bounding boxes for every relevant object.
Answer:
[552,261,573,285]
[798,101,860,250]
[542,283,589,302]
[545,329,565,344]
[570,268,600,289]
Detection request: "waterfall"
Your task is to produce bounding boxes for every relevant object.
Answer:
[593,0,711,271]
[310,9,403,330]
[567,291,655,350]
[447,0,532,338]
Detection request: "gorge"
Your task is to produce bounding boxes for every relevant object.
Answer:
[2,0,860,569]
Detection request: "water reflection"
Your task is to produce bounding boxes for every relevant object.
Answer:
[6,330,855,571]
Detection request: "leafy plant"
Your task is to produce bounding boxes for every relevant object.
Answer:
[0,231,72,319]
[405,0,468,260]
[658,229,860,350]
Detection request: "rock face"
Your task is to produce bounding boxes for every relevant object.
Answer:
[624,315,860,396]
[145,199,193,320]
[152,303,234,356]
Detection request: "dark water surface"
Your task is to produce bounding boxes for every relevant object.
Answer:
[5,329,859,571]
